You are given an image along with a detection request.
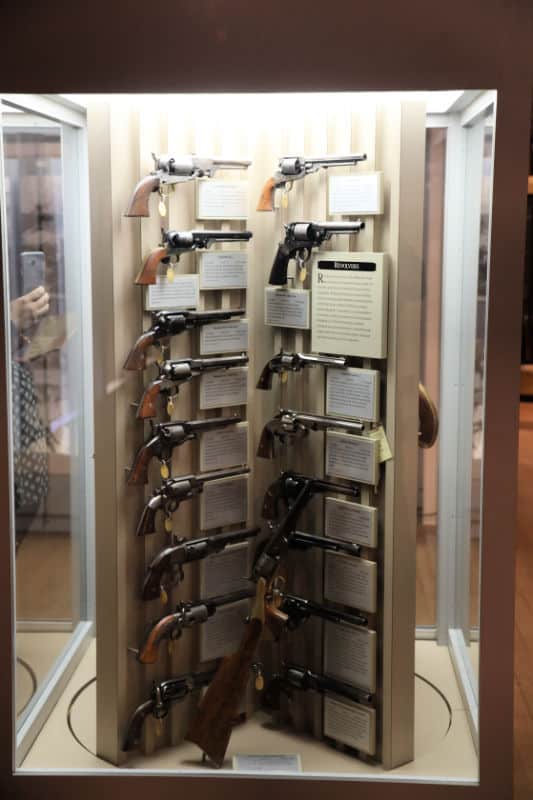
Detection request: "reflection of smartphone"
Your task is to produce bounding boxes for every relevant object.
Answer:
[20,251,46,296]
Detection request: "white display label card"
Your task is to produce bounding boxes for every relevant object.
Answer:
[326,431,379,486]
[200,422,248,471]
[200,320,249,355]
[328,172,384,216]
[200,543,251,597]
[196,180,248,220]
[323,696,376,756]
[199,250,248,290]
[326,368,380,422]
[233,755,302,773]
[324,622,377,693]
[264,288,310,329]
[145,274,199,311]
[324,552,377,613]
[311,252,388,358]
[199,367,248,409]
[200,599,250,661]
[200,474,248,530]
[325,497,378,549]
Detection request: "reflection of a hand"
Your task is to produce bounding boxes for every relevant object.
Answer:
[11,286,50,330]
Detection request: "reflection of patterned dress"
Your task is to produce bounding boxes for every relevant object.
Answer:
[11,361,48,511]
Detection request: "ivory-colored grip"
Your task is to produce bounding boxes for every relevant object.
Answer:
[256,177,276,212]
[134,247,168,285]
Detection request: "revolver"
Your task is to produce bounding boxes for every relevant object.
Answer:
[125,153,251,218]
[257,153,367,212]
[135,228,253,285]
[257,409,364,459]
[269,220,365,285]
[257,350,348,390]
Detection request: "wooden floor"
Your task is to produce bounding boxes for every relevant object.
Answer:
[514,402,533,799]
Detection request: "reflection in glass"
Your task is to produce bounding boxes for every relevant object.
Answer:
[3,122,75,722]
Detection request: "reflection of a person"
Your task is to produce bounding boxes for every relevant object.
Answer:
[11,286,50,550]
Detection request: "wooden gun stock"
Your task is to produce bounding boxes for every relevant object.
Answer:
[256,177,277,212]
[125,175,161,217]
[186,579,266,766]
[135,247,169,286]
[137,379,164,420]
[127,440,157,486]
[137,615,175,664]
[123,331,157,371]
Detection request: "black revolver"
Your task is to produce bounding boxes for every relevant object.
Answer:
[124,309,246,371]
[142,526,260,601]
[136,228,253,285]
[257,409,364,459]
[257,350,348,391]
[266,590,368,640]
[261,470,360,522]
[123,669,217,750]
[136,466,250,536]
[269,221,365,285]
[127,415,242,486]
[264,663,373,709]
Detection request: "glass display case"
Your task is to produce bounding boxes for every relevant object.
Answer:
[0,87,522,798]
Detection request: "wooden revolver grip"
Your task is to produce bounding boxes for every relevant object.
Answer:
[136,379,164,420]
[137,616,174,664]
[264,599,289,640]
[186,579,266,766]
[127,441,155,486]
[256,177,276,212]
[125,175,160,217]
[418,382,439,448]
[134,247,169,286]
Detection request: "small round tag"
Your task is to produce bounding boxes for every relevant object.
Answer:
[155,718,163,737]
[156,353,164,366]
[160,587,168,605]
[158,199,167,217]
[160,461,170,479]
[298,266,307,283]
[166,266,175,283]
[281,193,289,209]
[281,371,288,384]
[164,517,173,534]
[166,398,174,416]
[255,674,264,691]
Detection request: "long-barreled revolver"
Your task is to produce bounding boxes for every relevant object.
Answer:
[269,220,365,285]
[136,353,249,419]
[124,309,246,370]
[257,154,367,212]
[137,588,255,664]
[142,526,261,601]
[135,228,253,285]
[266,591,368,640]
[264,663,373,709]
[125,154,251,218]
[128,415,243,486]
[123,669,217,750]
[258,409,364,459]
[185,474,359,766]
[257,350,348,390]
[136,466,250,536]
[262,470,360,522]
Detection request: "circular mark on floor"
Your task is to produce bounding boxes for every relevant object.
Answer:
[16,657,38,716]
[413,672,453,758]
[67,677,97,755]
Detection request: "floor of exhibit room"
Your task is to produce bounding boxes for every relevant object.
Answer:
[20,638,478,778]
